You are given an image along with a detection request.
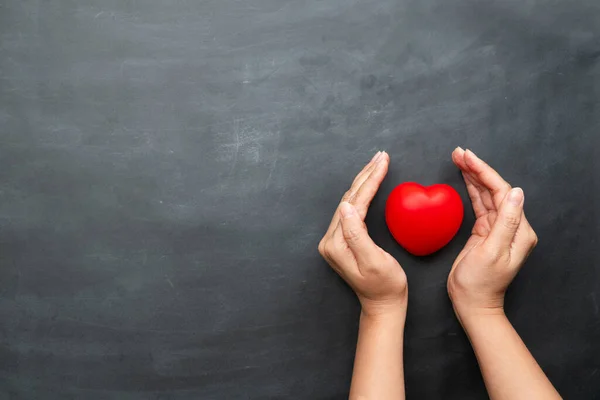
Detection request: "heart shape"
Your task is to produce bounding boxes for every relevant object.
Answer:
[385,183,464,256]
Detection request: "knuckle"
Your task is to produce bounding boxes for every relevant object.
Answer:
[343,227,361,243]
[341,190,353,202]
[332,236,349,252]
[502,214,520,229]
[529,231,539,247]
[322,242,336,260]
[492,182,511,195]
[317,239,325,256]
[321,238,335,254]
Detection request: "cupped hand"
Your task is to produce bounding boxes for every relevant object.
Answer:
[448,148,538,319]
[318,152,408,317]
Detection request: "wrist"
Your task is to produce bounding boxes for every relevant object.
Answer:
[453,303,505,318]
[449,292,505,321]
[360,297,407,322]
[359,308,406,336]
[454,305,508,332]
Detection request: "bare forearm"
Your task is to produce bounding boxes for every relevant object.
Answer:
[460,312,561,400]
[350,309,406,400]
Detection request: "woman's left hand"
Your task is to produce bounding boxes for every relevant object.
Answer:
[318,152,408,317]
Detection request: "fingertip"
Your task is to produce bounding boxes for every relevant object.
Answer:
[374,151,389,173]
[378,151,389,164]
[463,149,480,169]
[451,147,463,164]
[452,148,469,171]
[507,187,524,206]
[370,151,382,163]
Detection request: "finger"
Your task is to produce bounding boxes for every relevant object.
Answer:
[452,146,469,172]
[510,214,538,265]
[462,172,487,218]
[453,148,496,211]
[328,226,364,282]
[350,152,389,218]
[339,202,380,266]
[351,151,382,189]
[463,150,512,207]
[485,188,524,250]
[325,152,382,237]
[320,228,361,277]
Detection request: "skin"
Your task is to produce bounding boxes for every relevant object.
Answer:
[318,151,408,400]
[449,147,562,400]
[318,149,561,400]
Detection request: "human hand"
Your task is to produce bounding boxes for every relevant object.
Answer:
[448,148,538,319]
[318,152,408,317]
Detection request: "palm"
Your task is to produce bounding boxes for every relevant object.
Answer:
[452,208,497,270]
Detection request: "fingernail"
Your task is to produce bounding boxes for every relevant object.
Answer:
[370,151,381,163]
[455,146,464,152]
[508,188,524,205]
[339,202,356,218]
[376,151,387,163]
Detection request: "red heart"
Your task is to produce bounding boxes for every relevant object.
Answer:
[385,183,464,256]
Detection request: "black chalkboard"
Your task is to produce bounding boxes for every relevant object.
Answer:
[1,1,599,398]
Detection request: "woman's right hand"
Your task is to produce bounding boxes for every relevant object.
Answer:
[447,148,539,319]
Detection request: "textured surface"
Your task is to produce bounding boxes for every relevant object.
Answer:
[1,0,599,398]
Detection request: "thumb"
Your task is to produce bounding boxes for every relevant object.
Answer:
[339,202,379,264]
[486,188,524,250]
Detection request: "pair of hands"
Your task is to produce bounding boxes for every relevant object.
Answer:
[318,148,538,319]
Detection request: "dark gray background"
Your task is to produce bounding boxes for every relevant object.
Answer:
[1,0,599,398]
